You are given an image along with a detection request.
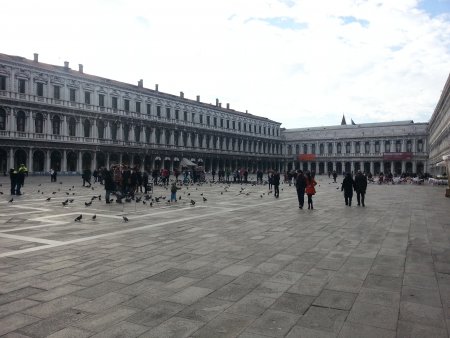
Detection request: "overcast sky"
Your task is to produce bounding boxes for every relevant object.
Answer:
[2,0,450,128]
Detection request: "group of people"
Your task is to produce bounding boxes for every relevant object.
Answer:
[290,169,367,209]
[9,164,28,195]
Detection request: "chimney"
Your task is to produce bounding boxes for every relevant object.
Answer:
[78,64,83,73]
[155,84,159,92]
[226,103,230,109]
[219,103,222,108]
[180,91,184,98]
[64,61,69,69]
[216,98,219,106]
[196,95,200,102]
[33,53,38,62]
[138,79,143,88]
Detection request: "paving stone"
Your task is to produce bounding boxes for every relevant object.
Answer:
[288,276,327,296]
[73,305,138,332]
[338,322,395,338]
[71,281,126,299]
[396,320,448,338]
[399,301,446,328]
[362,274,402,292]
[297,306,348,334]
[400,286,442,307]
[191,312,254,338]
[286,326,337,338]
[270,292,314,314]
[0,313,40,336]
[45,326,93,338]
[17,308,90,337]
[218,264,253,276]
[355,287,400,308]
[127,301,185,328]
[347,300,398,330]
[28,284,84,302]
[246,310,300,337]
[0,298,40,318]
[72,291,133,313]
[194,273,235,290]
[225,294,276,317]
[0,287,46,306]
[209,283,255,302]
[139,316,204,338]
[313,289,357,310]
[165,286,213,305]
[177,297,233,322]
[22,295,89,319]
[403,273,439,289]
[89,321,149,338]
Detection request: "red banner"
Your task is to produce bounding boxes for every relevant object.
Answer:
[382,152,413,160]
[298,154,316,161]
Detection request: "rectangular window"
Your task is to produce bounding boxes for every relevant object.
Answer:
[259,126,262,134]
[112,97,118,109]
[166,107,170,119]
[184,111,188,121]
[84,91,91,104]
[146,103,151,114]
[175,109,179,119]
[157,106,161,117]
[220,119,224,128]
[136,101,141,113]
[70,88,76,102]
[199,115,203,124]
[0,76,6,90]
[124,99,130,111]
[53,85,60,99]
[227,120,230,129]
[191,112,195,122]
[206,116,210,125]
[36,83,43,96]
[232,121,235,129]
[214,117,217,126]
[99,94,105,107]
[18,79,26,93]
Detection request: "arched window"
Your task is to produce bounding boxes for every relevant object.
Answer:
[135,126,140,142]
[68,117,76,136]
[319,143,324,155]
[303,144,307,154]
[155,129,160,144]
[35,113,44,133]
[365,142,370,153]
[97,120,104,139]
[84,119,90,138]
[288,145,292,155]
[52,115,61,135]
[406,140,412,152]
[165,130,170,145]
[0,108,6,130]
[328,143,333,154]
[17,111,26,132]
[145,127,151,143]
[123,124,129,141]
[337,143,342,154]
[417,139,423,152]
[375,141,380,153]
[345,142,351,154]
[111,122,118,140]
[395,140,401,152]
[295,144,300,154]
[385,141,390,152]
[311,144,316,154]
[355,142,360,153]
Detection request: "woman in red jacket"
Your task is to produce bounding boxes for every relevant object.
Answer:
[305,171,317,209]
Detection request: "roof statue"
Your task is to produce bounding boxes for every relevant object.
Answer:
[351,118,356,125]
[341,115,347,125]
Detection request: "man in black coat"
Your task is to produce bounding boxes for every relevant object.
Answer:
[341,172,355,206]
[103,169,115,203]
[354,170,368,207]
[296,170,307,209]
[273,171,281,198]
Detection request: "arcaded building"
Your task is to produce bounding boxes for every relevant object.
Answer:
[282,120,429,175]
[0,53,283,174]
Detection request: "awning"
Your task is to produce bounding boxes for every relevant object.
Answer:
[164,157,171,161]
[181,158,197,167]
[154,156,161,161]
[173,157,180,161]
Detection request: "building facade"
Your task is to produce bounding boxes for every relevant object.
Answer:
[282,121,428,175]
[0,53,283,175]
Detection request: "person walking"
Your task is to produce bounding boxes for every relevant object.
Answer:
[273,171,280,198]
[170,182,180,202]
[9,168,17,195]
[341,172,355,206]
[354,170,368,206]
[296,170,307,209]
[103,168,115,203]
[17,163,28,195]
[332,170,337,183]
[305,171,317,209]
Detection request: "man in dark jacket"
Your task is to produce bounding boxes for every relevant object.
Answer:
[296,170,307,209]
[354,170,368,207]
[273,171,281,198]
[103,169,115,203]
[341,172,355,206]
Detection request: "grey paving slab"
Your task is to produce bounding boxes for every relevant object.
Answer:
[0,176,449,337]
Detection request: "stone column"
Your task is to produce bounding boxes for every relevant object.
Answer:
[370,161,374,174]
[62,150,67,172]
[169,130,175,145]
[46,150,51,172]
[380,162,385,173]
[28,148,33,173]
[412,161,417,173]
[333,161,336,171]
[401,161,406,173]
[106,153,110,169]
[150,128,156,144]
[77,151,82,173]
[9,148,14,169]
[92,152,97,171]
[350,161,355,173]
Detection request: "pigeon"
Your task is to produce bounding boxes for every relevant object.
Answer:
[69,199,74,203]
[91,187,94,190]
[143,200,146,205]
[178,196,181,200]
[92,214,96,220]
[60,182,63,185]
[190,199,196,205]
[98,195,101,201]
[85,201,92,206]
[150,202,153,207]
[203,197,207,202]
[0,192,3,195]
[62,200,69,206]
[46,197,51,201]
[66,192,70,195]
[38,184,41,186]
[74,214,82,221]
[52,191,57,194]
[260,195,263,198]
[8,198,13,203]
[123,216,129,222]
[200,193,203,196]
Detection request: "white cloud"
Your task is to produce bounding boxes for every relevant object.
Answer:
[1,0,449,128]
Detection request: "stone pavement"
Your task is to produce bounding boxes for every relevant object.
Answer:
[0,174,449,337]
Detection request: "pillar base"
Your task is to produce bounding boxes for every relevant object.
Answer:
[446,188,450,198]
